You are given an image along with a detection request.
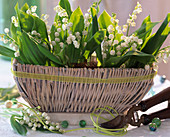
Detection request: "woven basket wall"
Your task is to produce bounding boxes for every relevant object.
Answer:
[12,60,155,114]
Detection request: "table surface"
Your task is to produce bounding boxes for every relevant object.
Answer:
[0,58,170,137]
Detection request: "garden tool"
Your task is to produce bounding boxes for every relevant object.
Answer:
[101,87,170,129]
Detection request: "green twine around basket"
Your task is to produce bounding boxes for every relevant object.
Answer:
[12,69,157,84]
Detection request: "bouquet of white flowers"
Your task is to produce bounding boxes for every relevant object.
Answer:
[0,0,169,70]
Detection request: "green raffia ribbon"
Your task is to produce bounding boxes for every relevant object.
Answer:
[11,69,157,84]
[65,106,128,136]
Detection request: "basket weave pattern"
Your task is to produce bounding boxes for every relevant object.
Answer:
[13,62,155,113]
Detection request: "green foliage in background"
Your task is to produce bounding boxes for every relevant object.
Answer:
[0,86,20,102]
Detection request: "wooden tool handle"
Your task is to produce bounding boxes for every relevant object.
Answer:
[139,87,170,111]
[142,107,170,125]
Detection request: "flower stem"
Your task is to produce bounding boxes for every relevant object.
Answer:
[17,102,63,134]
[126,25,130,36]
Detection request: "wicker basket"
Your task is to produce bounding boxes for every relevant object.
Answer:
[12,60,156,114]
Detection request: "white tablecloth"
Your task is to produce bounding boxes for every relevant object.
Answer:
[1,117,170,137]
[0,58,170,137]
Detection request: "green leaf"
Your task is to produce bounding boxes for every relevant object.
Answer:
[0,85,20,102]
[0,45,15,58]
[14,3,22,31]
[82,30,106,59]
[10,115,27,136]
[0,86,17,97]
[10,23,18,43]
[137,22,159,38]
[54,13,59,24]
[141,13,170,55]
[70,7,84,33]
[59,0,72,18]
[142,15,151,25]
[57,47,67,64]
[50,25,56,42]
[140,33,155,51]
[16,37,31,64]
[105,51,155,68]
[15,3,48,41]
[37,45,64,66]
[3,111,21,117]
[3,108,22,112]
[98,10,112,30]
[18,31,46,65]
[134,16,159,41]
[21,3,29,12]
[31,37,64,67]
[0,113,10,118]
[32,15,49,41]
[91,7,103,66]
[50,25,61,54]
[15,4,34,32]
[0,86,15,97]
[85,23,93,42]
[65,43,81,64]
[91,7,98,35]
[65,7,84,64]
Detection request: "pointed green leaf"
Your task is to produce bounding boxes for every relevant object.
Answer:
[14,3,22,31]
[57,47,67,64]
[105,51,155,68]
[142,13,170,55]
[32,15,49,41]
[98,10,112,29]
[50,25,56,41]
[50,25,61,54]
[91,7,103,65]
[82,30,106,59]
[0,85,20,102]
[37,45,64,67]
[65,42,82,64]
[15,4,34,32]
[59,0,72,18]
[136,22,159,39]
[54,13,59,24]
[134,16,159,41]
[65,44,74,64]
[70,7,84,33]
[10,23,18,43]
[10,115,27,136]
[142,15,151,25]
[91,7,98,35]
[18,31,46,65]
[66,7,84,64]
[85,23,93,42]
[0,45,15,58]
[140,33,155,51]
[17,36,31,64]
[15,3,48,41]
[21,3,29,12]
[31,38,64,67]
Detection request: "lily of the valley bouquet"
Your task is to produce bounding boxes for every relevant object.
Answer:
[0,0,170,136]
[0,0,170,70]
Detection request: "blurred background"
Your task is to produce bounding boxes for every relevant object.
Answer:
[0,0,170,84]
